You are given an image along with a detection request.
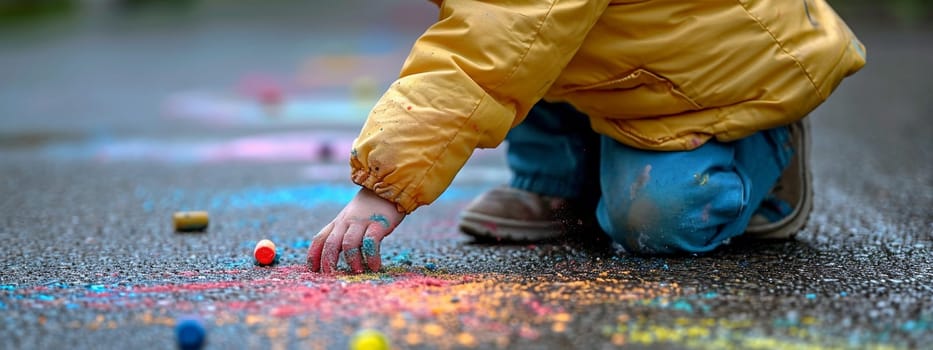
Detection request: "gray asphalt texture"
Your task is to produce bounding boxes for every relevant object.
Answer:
[1,2,931,349]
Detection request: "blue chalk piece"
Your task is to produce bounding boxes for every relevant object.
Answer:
[36,294,55,301]
[839,291,848,297]
[425,262,437,271]
[805,293,816,299]
[176,317,206,350]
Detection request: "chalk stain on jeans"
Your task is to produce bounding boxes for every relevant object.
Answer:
[630,164,652,200]
[694,173,710,186]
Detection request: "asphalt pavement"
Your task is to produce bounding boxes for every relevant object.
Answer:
[0,2,931,349]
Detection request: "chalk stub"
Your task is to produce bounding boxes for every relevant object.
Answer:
[173,211,209,232]
[350,329,390,350]
[254,239,277,266]
[175,317,206,350]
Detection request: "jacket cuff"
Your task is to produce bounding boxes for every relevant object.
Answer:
[351,169,419,214]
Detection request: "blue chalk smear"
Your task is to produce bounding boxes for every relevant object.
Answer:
[392,250,412,265]
[370,214,390,229]
[671,299,694,312]
[361,237,377,258]
[137,184,484,211]
[292,238,312,249]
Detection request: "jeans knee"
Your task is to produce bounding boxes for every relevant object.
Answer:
[597,177,745,254]
[597,197,693,254]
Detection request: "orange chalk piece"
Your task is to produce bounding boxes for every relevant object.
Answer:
[253,239,276,266]
[173,211,209,232]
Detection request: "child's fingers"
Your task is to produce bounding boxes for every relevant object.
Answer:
[341,223,366,273]
[321,223,349,273]
[362,223,390,272]
[307,222,334,272]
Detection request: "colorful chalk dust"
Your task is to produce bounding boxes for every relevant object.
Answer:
[2,265,911,349]
[6,180,920,349]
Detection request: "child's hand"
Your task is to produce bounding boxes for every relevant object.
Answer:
[307,188,405,273]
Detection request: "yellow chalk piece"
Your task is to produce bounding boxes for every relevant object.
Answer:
[350,329,390,350]
[173,211,209,232]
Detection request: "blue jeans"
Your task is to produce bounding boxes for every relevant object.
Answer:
[506,101,793,254]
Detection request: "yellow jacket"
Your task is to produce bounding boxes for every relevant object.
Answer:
[351,0,866,213]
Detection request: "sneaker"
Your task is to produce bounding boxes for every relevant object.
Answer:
[458,186,583,242]
[744,119,813,239]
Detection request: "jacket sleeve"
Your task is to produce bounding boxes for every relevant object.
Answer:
[351,0,610,213]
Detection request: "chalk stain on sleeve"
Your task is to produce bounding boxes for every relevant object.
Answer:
[370,214,390,229]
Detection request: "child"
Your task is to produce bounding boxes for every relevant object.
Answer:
[307,0,866,273]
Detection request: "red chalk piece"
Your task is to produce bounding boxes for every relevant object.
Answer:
[254,239,276,266]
